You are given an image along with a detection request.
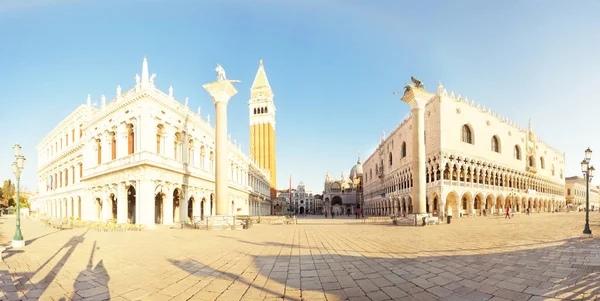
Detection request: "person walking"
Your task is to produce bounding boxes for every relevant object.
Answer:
[356,209,361,219]
[505,206,511,219]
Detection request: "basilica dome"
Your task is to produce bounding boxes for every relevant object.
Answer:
[349,158,364,179]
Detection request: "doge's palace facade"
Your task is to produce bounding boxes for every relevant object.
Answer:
[363,81,566,218]
[31,58,273,226]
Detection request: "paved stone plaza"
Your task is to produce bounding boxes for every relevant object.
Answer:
[1,213,599,301]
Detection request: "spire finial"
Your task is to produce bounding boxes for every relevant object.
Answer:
[86,94,91,106]
[141,57,149,87]
[260,59,263,66]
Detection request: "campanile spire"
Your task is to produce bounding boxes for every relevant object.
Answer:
[249,60,277,198]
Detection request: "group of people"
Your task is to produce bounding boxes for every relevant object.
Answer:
[323,209,364,219]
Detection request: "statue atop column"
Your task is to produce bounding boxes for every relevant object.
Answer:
[150,73,157,84]
[394,76,425,96]
[135,74,140,85]
[215,64,227,81]
[184,97,189,107]
[197,106,201,115]
[168,85,173,97]
[116,85,121,96]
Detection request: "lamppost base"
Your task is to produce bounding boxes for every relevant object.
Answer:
[12,239,25,248]
[581,233,593,239]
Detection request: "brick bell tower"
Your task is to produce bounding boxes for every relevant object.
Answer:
[249,60,277,199]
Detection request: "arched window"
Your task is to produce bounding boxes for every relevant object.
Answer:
[552,164,555,176]
[111,132,117,160]
[491,135,500,153]
[370,169,372,179]
[265,107,268,113]
[188,139,195,166]
[461,124,473,144]
[513,145,521,160]
[156,125,164,154]
[253,108,257,114]
[401,142,407,158]
[173,133,183,161]
[200,145,205,169]
[96,139,102,165]
[389,152,393,166]
[529,156,535,167]
[540,157,545,169]
[127,124,135,155]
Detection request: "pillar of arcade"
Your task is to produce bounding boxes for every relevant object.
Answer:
[399,77,432,219]
[203,64,240,225]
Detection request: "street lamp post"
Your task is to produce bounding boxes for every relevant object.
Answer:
[12,144,26,248]
[580,147,595,237]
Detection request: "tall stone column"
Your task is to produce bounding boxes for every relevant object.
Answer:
[400,79,432,216]
[203,67,240,217]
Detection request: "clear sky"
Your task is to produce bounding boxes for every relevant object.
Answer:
[1,0,599,193]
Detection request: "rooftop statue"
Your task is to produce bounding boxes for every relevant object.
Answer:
[135,74,140,85]
[150,73,156,84]
[168,85,173,97]
[393,76,425,96]
[215,64,227,81]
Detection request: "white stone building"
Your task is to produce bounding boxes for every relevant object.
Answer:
[31,58,273,226]
[362,81,567,217]
[565,176,600,211]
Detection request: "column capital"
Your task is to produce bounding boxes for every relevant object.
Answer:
[203,80,240,106]
[401,88,433,110]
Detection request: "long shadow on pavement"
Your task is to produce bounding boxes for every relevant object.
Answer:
[170,237,600,301]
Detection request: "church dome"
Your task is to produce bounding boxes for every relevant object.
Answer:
[349,157,364,179]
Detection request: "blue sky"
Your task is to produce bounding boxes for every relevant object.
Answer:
[0,0,599,193]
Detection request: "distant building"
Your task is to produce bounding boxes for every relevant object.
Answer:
[565,176,600,211]
[314,194,323,215]
[322,157,364,216]
[271,197,287,215]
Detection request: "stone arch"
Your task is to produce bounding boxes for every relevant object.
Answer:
[110,193,117,220]
[461,124,474,144]
[210,193,215,216]
[430,192,440,213]
[156,124,165,154]
[491,135,501,153]
[486,193,495,212]
[127,123,135,155]
[95,197,102,221]
[474,192,485,214]
[445,191,459,217]
[173,188,182,222]
[514,144,522,160]
[77,196,82,219]
[496,194,506,211]
[127,184,136,224]
[188,196,195,221]
[155,190,165,224]
[461,191,473,216]
[200,197,206,219]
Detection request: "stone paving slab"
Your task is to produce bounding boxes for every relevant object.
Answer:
[0,213,599,300]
